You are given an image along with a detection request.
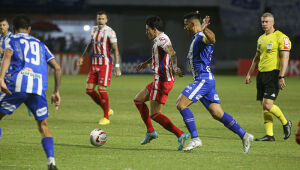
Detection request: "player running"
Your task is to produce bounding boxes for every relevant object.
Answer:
[0,15,61,170]
[78,11,121,125]
[134,15,189,151]
[176,12,253,153]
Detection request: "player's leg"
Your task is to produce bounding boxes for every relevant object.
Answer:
[149,81,189,150]
[97,64,113,125]
[86,67,104,109]
[26,93,57,170]
[134,84,157,144]
[207,102,253,153]
[176,94,202,151]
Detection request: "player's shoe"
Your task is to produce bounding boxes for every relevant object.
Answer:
[255,135,275,141]
[48,163,58,170]
[108,109,114,117]
[177,132,189,151]
[141,131,158,145]
[283,120,292,140]
[183,137,202,151]
[98,117,110,125]
[242,133,254,154]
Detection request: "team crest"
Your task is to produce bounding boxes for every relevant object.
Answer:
[267,43,273,51]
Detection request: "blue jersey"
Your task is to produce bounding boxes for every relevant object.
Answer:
[4,33,55,95]
[0,31,13,60]
[187,31,214,81]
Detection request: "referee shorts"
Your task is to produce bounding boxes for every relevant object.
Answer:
[256,70,280,101]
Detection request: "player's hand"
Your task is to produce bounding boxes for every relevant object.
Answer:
[245,75,251,84]
[279,78,286,90]
[114,67,122,77]
[173,66,184,77]
[0,79,12,95]
[201,16,211,30]
[77,57,84,66]
[0,47,3,55]
[136,63,148,72]
[51,91,61,110]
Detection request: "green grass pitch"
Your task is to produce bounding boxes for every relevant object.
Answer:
[0,75,299,170]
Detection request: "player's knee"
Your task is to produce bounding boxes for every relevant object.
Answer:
[176,102,185,111]
[262,102,272,111]
[86,89,94,95]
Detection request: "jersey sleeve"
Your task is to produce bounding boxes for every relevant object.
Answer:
[4,37,13,51]
[158,36,171,52]
[278,33,291,51]
[43,44,55,62]
[108,29,117,43]
[256,37,261,52]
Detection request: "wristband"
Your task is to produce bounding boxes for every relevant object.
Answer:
[115,64,120,68]
[278,76,285,79]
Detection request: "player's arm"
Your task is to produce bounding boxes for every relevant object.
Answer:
[136,57,152,72]
[111,42,122,77]
[0,49,12,94]
[201,16,216,44]
[165,45,183,77]
[245,52,260,84]
[278,51,289,89]
[48,59,62,110]
[78,41,92,66]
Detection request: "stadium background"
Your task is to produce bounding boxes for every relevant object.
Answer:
[1,0,299,76]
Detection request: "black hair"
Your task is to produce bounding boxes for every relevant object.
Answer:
[145,15,164,32]
[97,11,107,16]
[13,14,30,30]
[0,18,8,23]
[183,12,201,22]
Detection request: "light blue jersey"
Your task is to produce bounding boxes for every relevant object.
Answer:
[182,31,220,108]
[4,33,55,95]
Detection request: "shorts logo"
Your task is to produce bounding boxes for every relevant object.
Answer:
[283,37,290,49]
[271,93,276,97]
[36,107,48,117]
[214,94,219,100]
[195,94,202,100]
[267,44,273,51]
[1,102,16,112]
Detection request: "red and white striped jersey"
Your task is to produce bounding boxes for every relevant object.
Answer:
[90,25,117,65]
[152,33,174,82]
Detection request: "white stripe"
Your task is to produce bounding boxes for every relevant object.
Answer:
[103,31,108,65]
[37,77,43,95]
[152,79,159,100]
[188,80,205,100]
[26,75,33,93]
[188,38,196,80]
[15,72,23,92]
[165,56,171,81]
[0,93,6,101]
[104,64,109,86]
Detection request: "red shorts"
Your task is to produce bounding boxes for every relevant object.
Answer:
[87,64,113,86]
[146,80,174,104]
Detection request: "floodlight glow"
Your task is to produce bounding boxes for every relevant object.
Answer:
[83,25,90,31]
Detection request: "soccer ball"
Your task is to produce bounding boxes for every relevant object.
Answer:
[90,129,107,147]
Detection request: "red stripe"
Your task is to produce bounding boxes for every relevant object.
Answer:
[163,51,168,80]
[152,47,155,79]
[94,30,101,65]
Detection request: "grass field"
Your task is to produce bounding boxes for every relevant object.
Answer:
[0,74,299,170]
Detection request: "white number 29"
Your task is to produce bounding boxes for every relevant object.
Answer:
[20,39,40,66]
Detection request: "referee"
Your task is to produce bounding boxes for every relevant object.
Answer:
[246,12,292,141]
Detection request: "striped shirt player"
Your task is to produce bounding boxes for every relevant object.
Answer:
[0,31,12,61]
[79,11,121,125]
[147,32,175,103]
[178,13,253,153]
[0,33,55,120]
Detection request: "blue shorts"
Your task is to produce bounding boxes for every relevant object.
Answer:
[181,79,221,109]
[0,92,49,121]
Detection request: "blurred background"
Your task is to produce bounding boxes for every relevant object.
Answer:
[1,0,299,76]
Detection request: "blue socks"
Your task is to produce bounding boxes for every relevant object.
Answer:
[220,112,246,139]
[42,137,54,158]
[180,108,198,138]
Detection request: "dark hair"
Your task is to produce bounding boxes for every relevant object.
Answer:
[97,11,107,16]
[0,18,8,23]
[183,12,201,22]
[145,15,164,31]
[13,14,30,30]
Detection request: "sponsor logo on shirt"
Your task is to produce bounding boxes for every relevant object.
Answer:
[267,43,273,51]
[20,68,41,79]
[283,37,290,49]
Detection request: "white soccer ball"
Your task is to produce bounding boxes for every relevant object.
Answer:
[90,129,107,147]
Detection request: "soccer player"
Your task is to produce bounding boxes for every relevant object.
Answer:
[78,11,121,125]
[134,15,189,151]
[0,18,13,61]
[176,12,253,153]
[0,15,61,170]
[246,12,292,141]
